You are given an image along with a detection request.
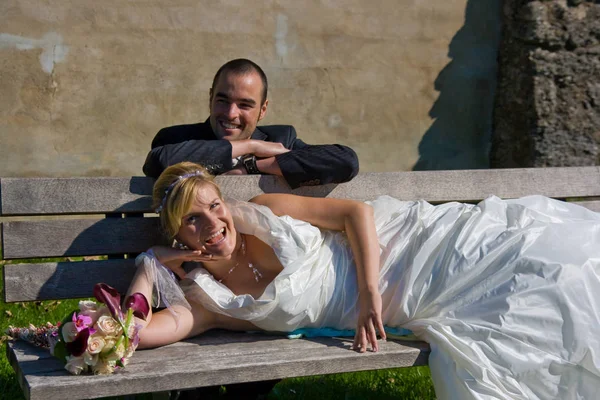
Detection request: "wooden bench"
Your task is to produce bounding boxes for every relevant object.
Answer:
[3,166,600,400]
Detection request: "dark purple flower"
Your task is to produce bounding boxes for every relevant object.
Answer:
[93,283,123,320]
[66,328,90,357]
[124,293,150,321]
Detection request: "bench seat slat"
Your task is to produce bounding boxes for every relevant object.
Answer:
[7,331,430,400]
[3,260,137,302]
[2,167,600,215]
[2,218,163,259]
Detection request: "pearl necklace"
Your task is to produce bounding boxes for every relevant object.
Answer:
[218,235,263,283]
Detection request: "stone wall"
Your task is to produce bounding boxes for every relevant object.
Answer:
[492,0,600,168]
[0,0,503,178]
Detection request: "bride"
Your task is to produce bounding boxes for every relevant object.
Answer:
[128,161,600,400]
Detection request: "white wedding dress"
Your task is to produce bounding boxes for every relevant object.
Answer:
[149,195,600,400]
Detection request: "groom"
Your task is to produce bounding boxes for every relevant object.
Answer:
[143,58,359,188]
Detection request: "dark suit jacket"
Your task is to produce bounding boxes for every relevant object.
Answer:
[143,119,359,188]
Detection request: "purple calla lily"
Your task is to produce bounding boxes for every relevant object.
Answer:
[124,293,150,321]
[66,328,90,357]
[93,283,123,320]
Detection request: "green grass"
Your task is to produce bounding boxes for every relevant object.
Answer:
[1,257,435,400]
[269,367,435,400]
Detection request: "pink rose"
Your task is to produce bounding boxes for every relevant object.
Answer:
[87,335,106,355]
[95,315,122,337]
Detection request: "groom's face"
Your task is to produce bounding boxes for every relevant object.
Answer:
[209,70,268,141]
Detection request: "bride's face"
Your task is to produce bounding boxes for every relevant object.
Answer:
[176,184,237,258]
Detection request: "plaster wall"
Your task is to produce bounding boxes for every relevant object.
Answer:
[0,0,502,177]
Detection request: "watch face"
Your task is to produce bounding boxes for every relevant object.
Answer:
[243,155,259,174]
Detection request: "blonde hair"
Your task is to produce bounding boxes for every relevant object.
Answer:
[153,162,222,239]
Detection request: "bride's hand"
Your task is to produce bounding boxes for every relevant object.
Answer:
[353,290,386,353]
[150,245,214,279]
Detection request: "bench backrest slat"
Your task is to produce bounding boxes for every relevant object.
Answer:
[3,260,137,302]
[2,167,599,215]
[0,177,154,215]
[281,166,600,203]
[2,218,163,259]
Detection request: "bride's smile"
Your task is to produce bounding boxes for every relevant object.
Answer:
[177,185,239,259]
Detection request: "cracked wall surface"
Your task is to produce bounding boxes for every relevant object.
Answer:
[492,0,600,168]
[1,0,502,177]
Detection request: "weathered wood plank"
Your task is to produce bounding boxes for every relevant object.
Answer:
[7,331,430,400]
[0,177,154,215]
[568,200,600,213]
[3,197,597,261]
[2,167,600,215]
[2,218,164,259]
[217,166,600,203]
[3,260,137,302]
[297,166,600,203]
[6,342,63,400]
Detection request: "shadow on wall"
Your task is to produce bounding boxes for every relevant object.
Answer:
[413,0,503,171]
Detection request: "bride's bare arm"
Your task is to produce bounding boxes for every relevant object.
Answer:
[127,257,259,349]
[249,194,386,352]
[136,304,214,349]
[125,264,211,349]
[136,302,258,349]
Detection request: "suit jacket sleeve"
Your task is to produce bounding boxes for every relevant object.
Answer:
[142,127,234,178]
[273,126,359,188]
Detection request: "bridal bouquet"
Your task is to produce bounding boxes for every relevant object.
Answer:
[7,283,149,375]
